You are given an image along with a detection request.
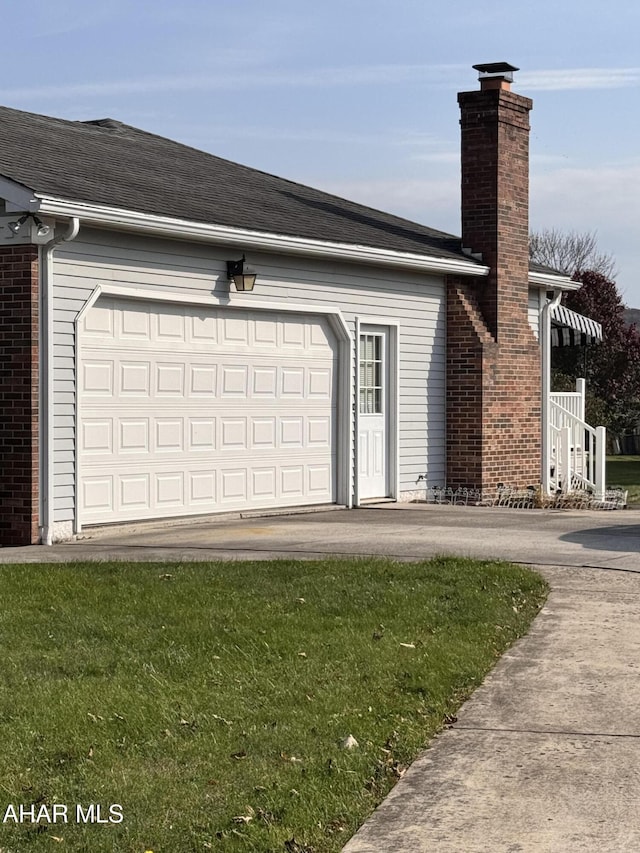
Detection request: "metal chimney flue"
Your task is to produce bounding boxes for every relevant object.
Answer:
[473,61,519,91]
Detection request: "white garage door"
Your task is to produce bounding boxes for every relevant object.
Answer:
[78,297,338,525]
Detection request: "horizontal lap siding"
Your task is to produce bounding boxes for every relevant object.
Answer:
[52,229,445,522]
[528,286,543,340]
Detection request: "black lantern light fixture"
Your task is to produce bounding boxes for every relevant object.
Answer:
[7,213,51,237]
[226,255,257,292]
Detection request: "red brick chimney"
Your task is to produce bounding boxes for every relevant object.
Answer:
[446,63,541,493]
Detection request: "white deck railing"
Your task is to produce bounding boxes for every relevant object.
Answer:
[550,378,585,422]
[548,379,606,500]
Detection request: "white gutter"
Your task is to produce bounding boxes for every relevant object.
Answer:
[528,270,580,291]
[33,194,490,278]
[541,289,563,496]
[31,194,575,291]
[41,217,80,545]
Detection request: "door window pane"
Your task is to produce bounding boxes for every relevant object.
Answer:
[359,333,383,414]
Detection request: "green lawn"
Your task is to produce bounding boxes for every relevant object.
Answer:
[608,455,640,505]
[0,558,547,852]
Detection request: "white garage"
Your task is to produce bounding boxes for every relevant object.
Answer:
[77,295,340,525]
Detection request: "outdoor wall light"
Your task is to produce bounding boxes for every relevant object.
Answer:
[226,255,257,292]
[7,213,51,237]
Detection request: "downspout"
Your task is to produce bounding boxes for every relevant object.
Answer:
[41,217,80,545]
[541,289,562,496]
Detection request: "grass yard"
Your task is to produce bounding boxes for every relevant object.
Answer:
[0,557,547,853]
[607,455,640,505]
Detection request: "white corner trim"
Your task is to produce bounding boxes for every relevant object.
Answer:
[74,285,104,534]
[33,194,489,277]
[354,316,361,508]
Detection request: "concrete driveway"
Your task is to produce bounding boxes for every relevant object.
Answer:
[1,502,639,569]
[2,503,640,851]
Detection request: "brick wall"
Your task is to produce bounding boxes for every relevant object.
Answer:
[447,77,541,491]
[0,244,40,545]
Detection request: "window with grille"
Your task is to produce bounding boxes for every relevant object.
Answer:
[359,333,383,414]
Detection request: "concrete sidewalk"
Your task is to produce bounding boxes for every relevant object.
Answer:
[2,503,640,850]
[344,561,640,852]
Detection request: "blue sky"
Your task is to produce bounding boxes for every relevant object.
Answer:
[4,0,640,306]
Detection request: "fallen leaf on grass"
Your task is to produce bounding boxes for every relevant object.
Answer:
[211,713,232,726]
[391,761,407,779]
[399,642,416,649]
[340,735,359,750]
[285,839,315,853]
[232,806,255,825]
[231,750,247,760]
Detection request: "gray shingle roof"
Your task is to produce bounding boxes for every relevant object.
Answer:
[0,104,468,262]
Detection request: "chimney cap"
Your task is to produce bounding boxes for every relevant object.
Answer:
[473,62,519,82]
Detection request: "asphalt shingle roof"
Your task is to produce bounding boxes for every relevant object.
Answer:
[0,104,469,262]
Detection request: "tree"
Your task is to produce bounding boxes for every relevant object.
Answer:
[554,271,640,441]
[530,229,617,279]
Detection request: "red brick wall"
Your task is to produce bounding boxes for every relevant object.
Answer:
[447,82,541,492]
[0,245,40,545]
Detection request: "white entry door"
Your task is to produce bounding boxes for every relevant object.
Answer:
[358,327,388,499]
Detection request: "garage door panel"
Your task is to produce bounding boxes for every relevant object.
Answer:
[156,363,185,396]
[80,412,333,460]
[189,471,216,503]
[120,474,149,510]
[308,464,332,494]
[120,418,149,453]
[189,419,216,450]
[83,476,113,512]
[83,361,114,395]
[81,456,335,522]
[82,419,113,454]
[79,299,337,524]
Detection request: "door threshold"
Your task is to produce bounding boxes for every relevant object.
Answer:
[359,497,395,505]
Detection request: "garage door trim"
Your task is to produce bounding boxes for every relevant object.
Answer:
[74,284,353,532]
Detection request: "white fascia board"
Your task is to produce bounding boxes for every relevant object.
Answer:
[528,270,580,291]
[0,176,40,212]
[34,193,490,278]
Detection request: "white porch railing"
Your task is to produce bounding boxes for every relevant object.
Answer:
[548,379,606,500]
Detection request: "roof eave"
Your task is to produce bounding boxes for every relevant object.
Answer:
[0,175,40,211]
[527,270,580,291]
[34,194,490,277]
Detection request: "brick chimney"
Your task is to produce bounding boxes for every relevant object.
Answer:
[459,62,532,339]
[446,63,541,492]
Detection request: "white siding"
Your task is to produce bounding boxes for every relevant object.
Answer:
[52,228,446,524]
[528,286,544,340]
